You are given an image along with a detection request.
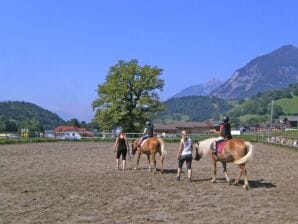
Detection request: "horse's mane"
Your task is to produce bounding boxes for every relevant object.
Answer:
[196,137,216,157]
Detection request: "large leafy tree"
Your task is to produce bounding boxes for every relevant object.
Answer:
[92,59,164,132]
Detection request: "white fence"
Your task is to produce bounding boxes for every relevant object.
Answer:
[1,130,298,148]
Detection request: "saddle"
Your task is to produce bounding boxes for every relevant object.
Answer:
[216,140,228,154]
[139,138,151,147]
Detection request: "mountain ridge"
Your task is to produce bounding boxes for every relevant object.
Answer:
[172,78,223,98]
[209,45,298,99]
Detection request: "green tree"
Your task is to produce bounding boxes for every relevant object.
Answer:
[66,118,81,128]
[92,59,164,132]
[20,119,44,132]
[0,116,5,132]
[5,119,18,132]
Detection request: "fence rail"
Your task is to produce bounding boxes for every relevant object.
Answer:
[1,130,298,147]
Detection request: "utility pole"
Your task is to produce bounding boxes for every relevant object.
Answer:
[270,99,274,128]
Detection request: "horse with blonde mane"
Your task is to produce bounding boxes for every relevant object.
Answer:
[194,137,254,189]
[131,137,167,174]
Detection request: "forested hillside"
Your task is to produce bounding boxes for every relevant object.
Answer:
[226,83,298,126]
[0,101,65,131]
[159,96,232,122]
[159,84,298,125]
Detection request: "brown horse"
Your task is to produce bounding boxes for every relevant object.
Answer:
[131,137,167,174]
[194,137,254,189]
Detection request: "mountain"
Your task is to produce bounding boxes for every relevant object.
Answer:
[209,45,298,99]
[172,78,223,98]
[0,101,65,130]
[160,96,232,122]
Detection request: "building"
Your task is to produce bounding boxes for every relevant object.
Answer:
[280,116,298,128]
[154,121,216,136]
[54,125,93,137]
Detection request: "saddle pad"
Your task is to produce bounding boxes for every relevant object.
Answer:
[217,141,227,154]
[141,139,148,147]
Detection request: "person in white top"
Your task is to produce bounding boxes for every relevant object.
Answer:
[176,130,193,182]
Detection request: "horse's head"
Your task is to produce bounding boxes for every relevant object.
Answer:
[131,139,139,156]
[193,141,201,161]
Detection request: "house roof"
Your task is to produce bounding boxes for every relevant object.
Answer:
[279,116,298,121]
[54,125,88,133]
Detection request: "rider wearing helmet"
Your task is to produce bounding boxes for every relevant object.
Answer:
[220,116,232,140]
[212,116,232,154]
[138,121,154,147]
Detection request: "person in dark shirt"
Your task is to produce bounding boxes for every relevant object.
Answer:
[114,130,130,170]
[212,116,232,154]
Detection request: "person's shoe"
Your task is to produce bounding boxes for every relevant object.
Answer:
[188,178,192,182]
[176,176,180,181]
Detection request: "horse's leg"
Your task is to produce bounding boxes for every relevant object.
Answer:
[240,164,249,189]
[158,147,164,174]
[160,152,164,173]
[147,154,151,172]
[152,153,157,174]
[211,158,217,183]
[221,161,231,184]
[134,152,141,170]
[234,163,245,185]
[234,169,242,185]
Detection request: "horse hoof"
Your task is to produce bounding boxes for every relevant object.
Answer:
[243,185,249,190]
[134,167,137,170]
[211,179,216,183]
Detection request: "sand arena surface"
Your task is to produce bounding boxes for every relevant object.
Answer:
[0,141,297,224]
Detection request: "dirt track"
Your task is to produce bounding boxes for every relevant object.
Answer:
[0,141,297,224]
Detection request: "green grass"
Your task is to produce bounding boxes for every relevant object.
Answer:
[239,114,268,123]
[275,96,298,114]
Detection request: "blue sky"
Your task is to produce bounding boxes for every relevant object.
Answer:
[1,0,298,122]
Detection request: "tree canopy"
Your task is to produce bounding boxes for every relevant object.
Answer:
[92,59,164,132]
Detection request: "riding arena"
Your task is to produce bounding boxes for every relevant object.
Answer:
[0,140,297,223]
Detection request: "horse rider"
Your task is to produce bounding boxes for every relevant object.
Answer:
[212,116,232,154]
[138,121,154,147]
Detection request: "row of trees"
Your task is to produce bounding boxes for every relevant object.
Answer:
[0,117,44,132]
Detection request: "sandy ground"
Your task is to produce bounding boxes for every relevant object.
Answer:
[0,141,297,224]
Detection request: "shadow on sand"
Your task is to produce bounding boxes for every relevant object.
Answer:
[189,178,276,188]
[248,179,276,188]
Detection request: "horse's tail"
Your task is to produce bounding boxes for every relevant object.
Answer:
[157,138,167,157]
[234,141,254,165]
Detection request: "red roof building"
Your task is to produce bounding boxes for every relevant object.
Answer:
[54,125,93,137]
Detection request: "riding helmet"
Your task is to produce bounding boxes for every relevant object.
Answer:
[146,121,151,125]
[222,116,229,123]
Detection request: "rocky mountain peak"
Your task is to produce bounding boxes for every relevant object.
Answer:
[209,45,298,99]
